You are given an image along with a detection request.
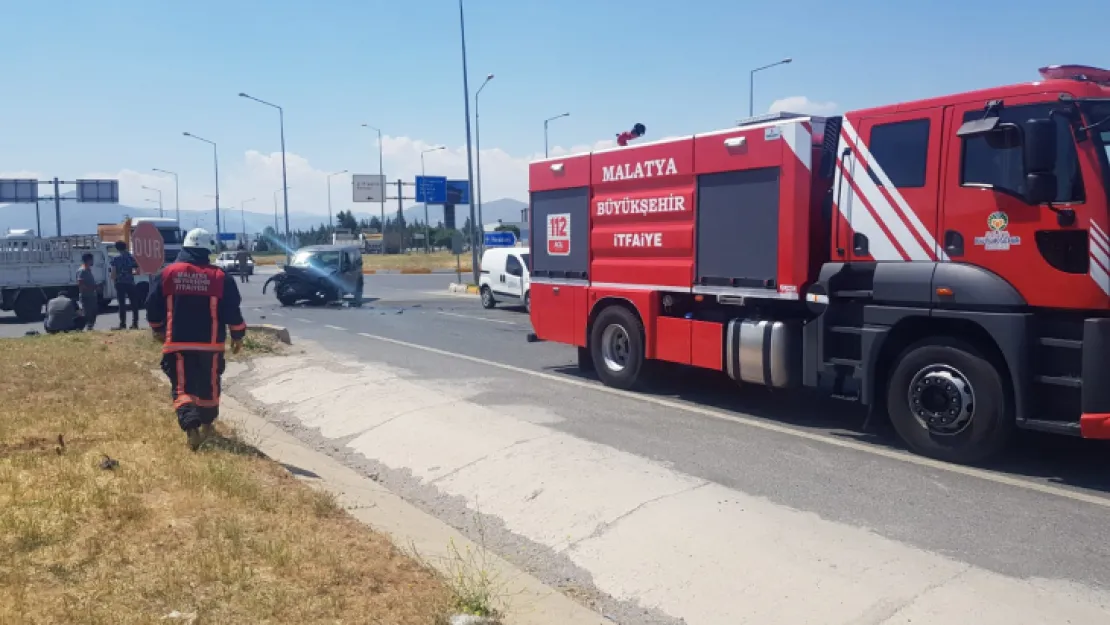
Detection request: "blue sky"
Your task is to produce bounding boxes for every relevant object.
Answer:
[2,0,1107,218]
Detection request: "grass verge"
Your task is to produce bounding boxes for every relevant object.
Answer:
[0,331,450,624]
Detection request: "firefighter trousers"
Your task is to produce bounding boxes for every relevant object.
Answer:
[161,351,226,431]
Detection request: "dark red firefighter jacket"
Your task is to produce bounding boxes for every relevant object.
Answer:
[145,248,247,353]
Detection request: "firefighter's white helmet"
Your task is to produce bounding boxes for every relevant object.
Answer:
[183,228,217,252]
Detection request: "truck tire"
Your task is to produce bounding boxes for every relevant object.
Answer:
[480,286,496,309]
[590,306,645,390]
[14,291,45,323]
[524,291,531,314]
[885,337,1012,465]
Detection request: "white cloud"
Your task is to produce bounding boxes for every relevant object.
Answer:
[5,136,617,222]
[768,96,839,117]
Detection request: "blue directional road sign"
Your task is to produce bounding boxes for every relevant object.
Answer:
[445,180,470,205]
[218,233,238,241]
[484,231,517,247]
[415,175,447,204]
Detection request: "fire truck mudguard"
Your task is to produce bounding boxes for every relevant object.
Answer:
[527,67,1110,464]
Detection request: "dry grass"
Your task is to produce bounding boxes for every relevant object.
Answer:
[0,331,450,625]
[253,250,470,273]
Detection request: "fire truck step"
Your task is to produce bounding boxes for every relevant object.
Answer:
[1017,418,1082,436]
[828,326,865,335]
[1034,375,1082,388]
[828,357,861,368]
[1037,337,1083,349]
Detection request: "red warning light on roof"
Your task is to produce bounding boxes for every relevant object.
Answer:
[1038,65,1110,85]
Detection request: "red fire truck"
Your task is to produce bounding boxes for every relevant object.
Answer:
[527,65,1110,464]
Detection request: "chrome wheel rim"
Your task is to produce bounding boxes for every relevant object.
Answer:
[600,324,631,372]
[907,364,975,436]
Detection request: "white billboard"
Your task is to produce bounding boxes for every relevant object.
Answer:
[352,174,385,203]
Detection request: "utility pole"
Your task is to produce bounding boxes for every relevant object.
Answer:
[326,169,348,232]
[458,0,481,283]
[475,73,494,251]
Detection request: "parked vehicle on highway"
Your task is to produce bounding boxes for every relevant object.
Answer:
[213,251,254,275]
[527,64,1110,465]
[0,233,115,322]
[263,244,363,306]
[479,246,531,312]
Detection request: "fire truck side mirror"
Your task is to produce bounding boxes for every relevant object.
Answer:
[1022,118,1058,174]
[1021,118,1059,206]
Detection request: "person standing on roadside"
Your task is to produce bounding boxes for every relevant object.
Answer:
[76,252,99,331]
[146,228,248,450]
[236,243,250,283]
[110,240,140,330]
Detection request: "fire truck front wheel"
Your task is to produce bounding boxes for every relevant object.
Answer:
[590,306,645,390]
[886,337,1013,465]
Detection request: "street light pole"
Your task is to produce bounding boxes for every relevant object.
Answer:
[458,0,482,282]
[475,73,494,251]
[240,198,256,244]
[420,146,445,254]
[543,112,570,158]
[151,168,180,223]
[272,187,291,237]
[240,92,291,259]
[749,57,793,117]
[182,132,220,244]
[326,170,348,232]
[361,124,386,243]
[141,186,163,217]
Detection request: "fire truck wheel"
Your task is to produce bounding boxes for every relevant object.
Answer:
[480,286,496,309]
[886,337,1012,465]
[590,306,645,390]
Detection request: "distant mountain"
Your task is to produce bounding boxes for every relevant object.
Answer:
[0,194,528,236]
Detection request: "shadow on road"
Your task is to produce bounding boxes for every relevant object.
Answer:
[548,362,1110,496]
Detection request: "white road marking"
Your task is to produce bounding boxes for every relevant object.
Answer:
[436,310,518,325]
[294,317,312,323]
[324,324,345,331]
[350,331,1110,510]
[270,312,284,317]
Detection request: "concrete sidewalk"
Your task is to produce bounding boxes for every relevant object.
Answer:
[218,374,608,625]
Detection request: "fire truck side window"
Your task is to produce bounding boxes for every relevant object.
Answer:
[959,104,1085,204]
[867,119,930,188]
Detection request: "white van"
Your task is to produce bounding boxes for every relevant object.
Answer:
[478,246,531,311]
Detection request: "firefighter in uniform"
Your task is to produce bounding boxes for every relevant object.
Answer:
[145,228,248,450]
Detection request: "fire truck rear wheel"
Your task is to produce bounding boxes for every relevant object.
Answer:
[590,306,645,390]
[886,337,1012,465]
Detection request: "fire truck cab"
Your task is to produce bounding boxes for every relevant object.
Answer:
[527,65,1110,464]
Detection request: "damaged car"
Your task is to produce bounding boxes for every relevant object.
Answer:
[263,244,364,306]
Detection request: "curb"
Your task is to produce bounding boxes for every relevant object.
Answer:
[448,283,480,295]
[218,393,610,625]
[247,324,292,345]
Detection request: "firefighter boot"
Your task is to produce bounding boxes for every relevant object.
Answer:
[186,428,205,451]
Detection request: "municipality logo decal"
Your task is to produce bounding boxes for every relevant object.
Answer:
[988,211,1009,231]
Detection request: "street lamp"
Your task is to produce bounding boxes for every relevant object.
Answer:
[239,92,291,259]
[182,131,221,241]
[151,168,180,223]
[361,124,386,243]
[326,169,348,232]
[749,57,793,117]
[141,185,163,217]
[420,146,445,254]
[272,187,291,237]
[458,0,481,284]
[544,112,570,158]
[475,73,494,250]
[240,198,256,244]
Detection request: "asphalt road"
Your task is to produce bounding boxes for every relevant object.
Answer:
[8,269,1110,623]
